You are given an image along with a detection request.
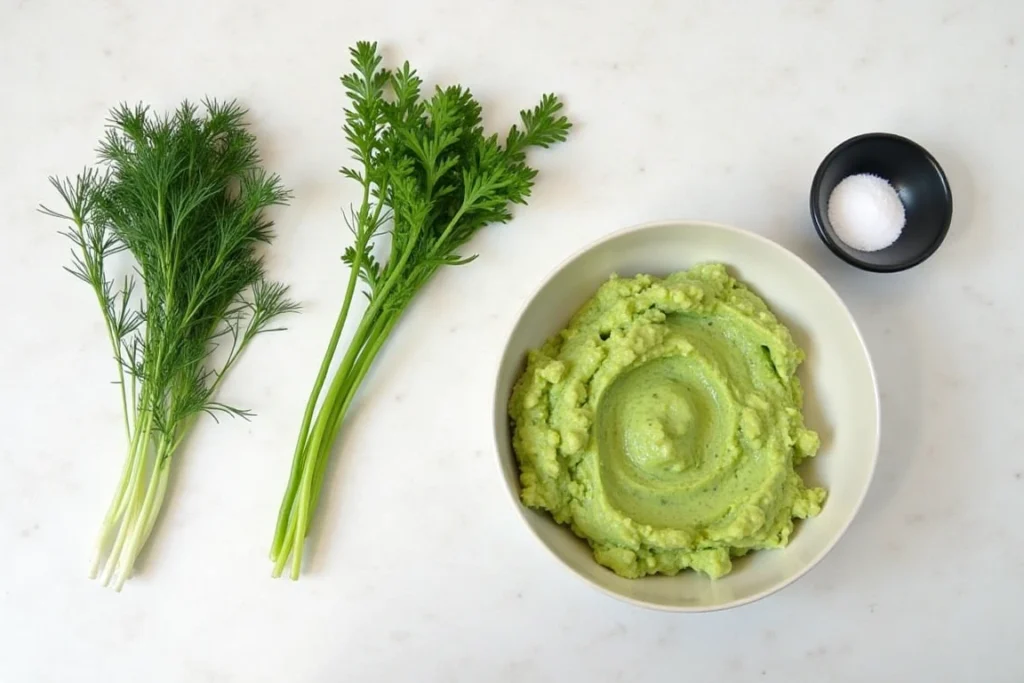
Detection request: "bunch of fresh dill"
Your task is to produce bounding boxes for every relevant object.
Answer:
[42,100,298,590]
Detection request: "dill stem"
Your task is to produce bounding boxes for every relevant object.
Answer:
[111,406,150,521]
[101,307,133,442]
[73,213,133,442]
[88,413,144,578]
[112,435,171,591]
[271,515,296,578]
[99,411,155,586]
[136,455,170,560]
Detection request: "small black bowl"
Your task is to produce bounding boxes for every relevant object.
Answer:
[810,132,952,273]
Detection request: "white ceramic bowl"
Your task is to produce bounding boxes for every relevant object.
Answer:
[493,220,879,612]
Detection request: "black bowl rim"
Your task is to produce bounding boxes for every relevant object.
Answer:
[810,132,953,273]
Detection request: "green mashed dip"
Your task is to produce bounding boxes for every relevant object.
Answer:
[509,264,825,579]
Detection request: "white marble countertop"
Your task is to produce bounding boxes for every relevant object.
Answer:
[3,1,1022,680]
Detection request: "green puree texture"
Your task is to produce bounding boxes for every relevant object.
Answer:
[509,264,825,579]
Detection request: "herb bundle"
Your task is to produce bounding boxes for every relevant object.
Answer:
[270,42,571,578]
[43,101,298,590]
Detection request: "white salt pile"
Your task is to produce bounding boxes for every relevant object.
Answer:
[827,173,906,252]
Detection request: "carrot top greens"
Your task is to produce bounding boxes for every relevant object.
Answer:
[270,42,571,578]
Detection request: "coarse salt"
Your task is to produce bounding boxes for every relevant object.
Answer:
[826,173,906,252]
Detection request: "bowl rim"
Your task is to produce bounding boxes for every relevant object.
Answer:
[492,219,881,612]
[809,131,953,273]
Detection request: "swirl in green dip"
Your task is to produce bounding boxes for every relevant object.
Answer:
[509,264,824,579]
